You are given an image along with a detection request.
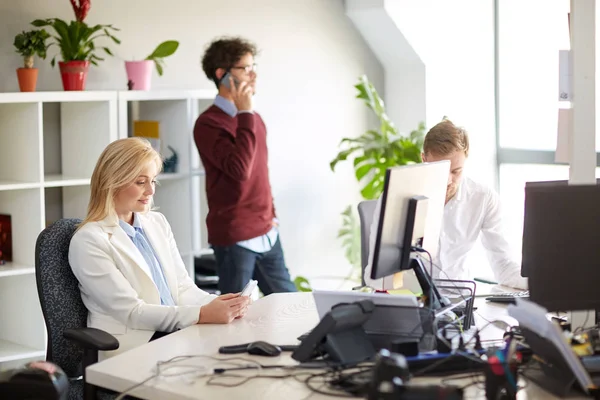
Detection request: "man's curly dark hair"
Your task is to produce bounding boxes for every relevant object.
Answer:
[201,37,258,87]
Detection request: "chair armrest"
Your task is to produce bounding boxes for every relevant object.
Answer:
[64,328,119,351]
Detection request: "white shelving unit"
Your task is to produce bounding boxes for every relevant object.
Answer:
[0,89,216,370]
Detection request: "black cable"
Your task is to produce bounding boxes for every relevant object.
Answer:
[573,310,591,333]
[304,367,370,398]
[213,364,282,374]
[412,246,434,278]
[207,371,307,388]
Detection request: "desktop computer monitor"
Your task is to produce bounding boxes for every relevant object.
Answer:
[522,183,600,311]
[521,178,600,278]
[370,161,450,308]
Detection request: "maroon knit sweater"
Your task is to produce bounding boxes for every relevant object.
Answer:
[193,105,275,246]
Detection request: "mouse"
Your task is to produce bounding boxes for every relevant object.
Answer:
[246,341,282,357]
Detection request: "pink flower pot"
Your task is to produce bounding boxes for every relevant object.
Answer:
[125,60,153,90]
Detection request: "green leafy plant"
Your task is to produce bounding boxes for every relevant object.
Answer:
[144,40,179,76]
[293,276,312,292]
[13,29,51,68]
[337,206,361,271]
[331,75,426,274]
[31,18,120,67]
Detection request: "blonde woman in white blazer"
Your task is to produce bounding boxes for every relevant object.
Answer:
[69,137,250,358]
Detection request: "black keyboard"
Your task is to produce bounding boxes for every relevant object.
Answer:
[485,291,529,304]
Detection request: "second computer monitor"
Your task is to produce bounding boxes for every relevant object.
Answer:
[521,178,600,278]
[522,183,600,311]
[370,161,450,281]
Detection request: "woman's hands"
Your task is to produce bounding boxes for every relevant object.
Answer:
[198,293,251,324]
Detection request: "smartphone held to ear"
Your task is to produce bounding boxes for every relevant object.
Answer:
[240,279,258,297]
[220,72,239,90]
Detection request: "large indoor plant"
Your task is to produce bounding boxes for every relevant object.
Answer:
[126,40,179,90]
[31,0,120,91]
[330,75,426,277]
[13,29,50,92]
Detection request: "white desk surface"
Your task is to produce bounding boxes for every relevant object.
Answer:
[86,292,584,399]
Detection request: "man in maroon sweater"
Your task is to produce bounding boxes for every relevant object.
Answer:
[194,37,296,295]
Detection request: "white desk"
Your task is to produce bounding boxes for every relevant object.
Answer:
[86,292,577,399]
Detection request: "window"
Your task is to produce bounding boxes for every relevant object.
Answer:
[498,164,569,259]
[493,0,588,279]
[497,0,571,151]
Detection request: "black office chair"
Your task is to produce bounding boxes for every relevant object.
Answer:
[357,200,378,286]
[35,218,120,400]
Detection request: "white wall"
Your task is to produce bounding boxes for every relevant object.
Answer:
[0,0,384,283]
[385,0,497,186]
[345,0,426,135]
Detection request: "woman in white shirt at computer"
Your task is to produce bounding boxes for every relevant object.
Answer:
[69,137,250,358]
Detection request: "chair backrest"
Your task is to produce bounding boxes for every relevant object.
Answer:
[357,200,378,286]
[35,218,86,378]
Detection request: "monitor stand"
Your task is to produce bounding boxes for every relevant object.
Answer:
[410,256,450,310]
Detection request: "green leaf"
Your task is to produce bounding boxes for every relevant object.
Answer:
[145,40,179,60]
[354,162,373,182]
[31,19,51,27]
[155,60,164,76]
[293,276,312,292]
[336,205,361,271]
[329,146,361,171]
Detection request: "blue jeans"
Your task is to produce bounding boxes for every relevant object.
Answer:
[212,237,297,295]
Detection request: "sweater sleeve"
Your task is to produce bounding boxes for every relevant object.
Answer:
[195,113,258,181]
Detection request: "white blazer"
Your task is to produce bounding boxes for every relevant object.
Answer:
[68,211,217,358]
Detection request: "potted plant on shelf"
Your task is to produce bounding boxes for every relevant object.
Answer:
[31,0,120,91]
[126,41,179,90]
[13,29,50,92]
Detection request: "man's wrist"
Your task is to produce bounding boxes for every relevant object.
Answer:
[238,110,254,114]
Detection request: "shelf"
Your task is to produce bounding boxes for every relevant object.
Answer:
[0,339,45,363]
[188,89,218,100]
[0,262,35,278]
[118,89,216,102]
[0,88,212,367]
[43,174,90,187]
[0,91,117,104]
[158,172,190,181]
[0,179,40,191]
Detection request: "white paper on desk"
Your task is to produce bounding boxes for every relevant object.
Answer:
[508,299,593,392]
[555,108,572,163]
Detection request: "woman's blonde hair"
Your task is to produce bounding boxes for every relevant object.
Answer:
[80,137,163,227]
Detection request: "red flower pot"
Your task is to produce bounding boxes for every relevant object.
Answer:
[58,61,90,91]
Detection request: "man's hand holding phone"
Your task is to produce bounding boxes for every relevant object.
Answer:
[230,77,253,112]
[221,72,253,112]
